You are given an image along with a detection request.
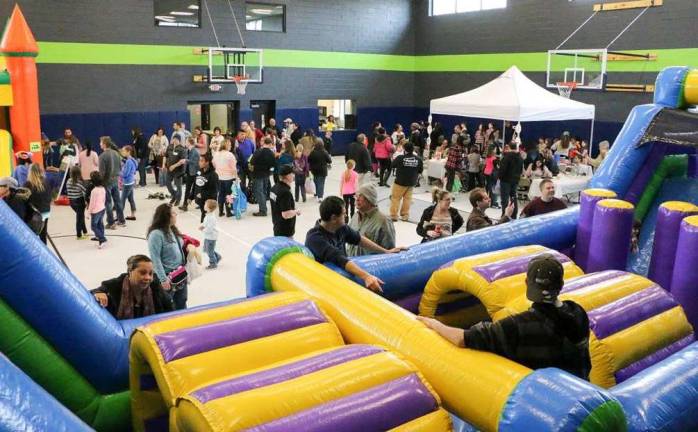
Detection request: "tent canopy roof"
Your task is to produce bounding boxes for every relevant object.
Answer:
[429,66,595,121]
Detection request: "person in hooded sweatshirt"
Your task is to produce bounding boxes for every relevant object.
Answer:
[417,254,591,380]
[191,152,219,223]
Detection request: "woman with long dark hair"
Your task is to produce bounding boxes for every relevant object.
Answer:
[147,204,187,310]
[78,140,99,182]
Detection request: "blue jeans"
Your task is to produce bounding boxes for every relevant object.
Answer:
[499,181,518,219]
[294,174,306,202]
[167,172,183,204]
[104,182,124,225]
[218,179,234,216]
[204,239,221,267]
[313,176,326,199]
[166,284,187,310]
[121,184,136,213]
[91,209,106,242]
[138,157,147,186]
[253,176,271,214]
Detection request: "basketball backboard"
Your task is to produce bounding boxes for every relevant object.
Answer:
[546,49,607,91]
[198,47,263,84]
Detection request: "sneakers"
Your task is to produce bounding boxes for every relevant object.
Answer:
[116,221,126,227]
[105,224,117,230]
[206,264,217,269]
[90,237,99,241]
[391,217,399,222]
[98,239,107,249]
[400,216,409,222]
[125,216,136,221]
[252,212,267,217]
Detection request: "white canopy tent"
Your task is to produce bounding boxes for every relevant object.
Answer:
[429,65,596,150]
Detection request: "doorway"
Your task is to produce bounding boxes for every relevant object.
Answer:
[187,101,240,134]
[250,100,276,128]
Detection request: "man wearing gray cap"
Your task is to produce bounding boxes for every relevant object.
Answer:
[0,176,33,226]
[347,183,395,257]
[418,254,591,380]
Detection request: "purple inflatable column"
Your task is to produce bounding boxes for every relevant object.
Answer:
[670,216,698,329]
[587,199,634,272]
[647,202,698,290]
[575,189,617,271]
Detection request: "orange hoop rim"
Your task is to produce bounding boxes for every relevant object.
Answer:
[233,75,250,83]
[556,81,578,89]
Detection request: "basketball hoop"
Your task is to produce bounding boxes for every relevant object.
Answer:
[556,81,577,98]
[233,75,249,95]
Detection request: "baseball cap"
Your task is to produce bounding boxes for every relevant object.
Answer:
[526,254,564,303]
[279,164,293,176]
[283,118,293,123]
[0,177,19,189]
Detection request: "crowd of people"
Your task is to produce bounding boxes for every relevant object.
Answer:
[0,117,604,324]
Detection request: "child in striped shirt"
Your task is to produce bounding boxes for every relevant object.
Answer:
[66,166,88,239]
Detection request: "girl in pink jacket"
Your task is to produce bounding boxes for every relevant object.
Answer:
[340,159,359,221]
[373,127,394,187]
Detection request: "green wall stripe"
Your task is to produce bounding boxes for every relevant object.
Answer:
[35,41,698,73]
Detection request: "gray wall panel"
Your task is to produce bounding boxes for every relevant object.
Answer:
[0,0,414,54]
[36,64,414,114]
[414,0,698,54]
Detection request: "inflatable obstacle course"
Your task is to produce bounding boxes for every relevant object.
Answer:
[130,291,451,431]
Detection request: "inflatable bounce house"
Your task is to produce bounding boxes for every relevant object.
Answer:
[0,5,43,177]
[1,3,698,431]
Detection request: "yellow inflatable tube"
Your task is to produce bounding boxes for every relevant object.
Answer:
[129,291,344,432]
[270,252,531,432]
[420,245,583,321]
[173,349,451,432]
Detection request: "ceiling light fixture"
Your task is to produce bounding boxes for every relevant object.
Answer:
[188,4,200,9]
[249,8,274,15]
[170,11,194,16]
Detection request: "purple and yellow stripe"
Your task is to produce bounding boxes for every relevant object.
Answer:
[473,250,570,283]
[243,374,438,432]
[191,345,383,404]
[154,300,327,363]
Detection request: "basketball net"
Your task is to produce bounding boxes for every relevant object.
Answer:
[233,75,248,95]
[556,82,577,99]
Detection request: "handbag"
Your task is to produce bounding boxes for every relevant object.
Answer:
[166,236,188,290]
[167,265,188,289]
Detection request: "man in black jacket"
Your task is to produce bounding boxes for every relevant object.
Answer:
[389,142,423,221]
[497,143,524,219]
[345,133,372,185]
[249,137,276,216]
[191,153,219,223]
[418,254,591,380]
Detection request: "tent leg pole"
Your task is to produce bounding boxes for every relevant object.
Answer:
[589,118,595,157]
[502,119,506,146]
